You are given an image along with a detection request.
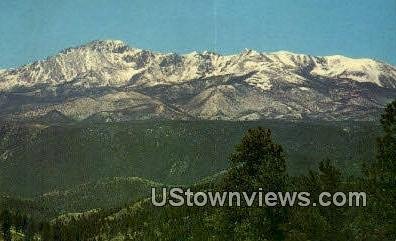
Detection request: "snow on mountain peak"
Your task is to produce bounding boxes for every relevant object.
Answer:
[311,55,396,87]
[0,40,395,92]
[0,41,395,122]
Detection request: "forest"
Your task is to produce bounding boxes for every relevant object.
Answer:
[0,100,395,241]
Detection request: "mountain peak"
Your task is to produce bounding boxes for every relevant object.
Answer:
[80,39,129,53]
[241,48,261,56]
[1,40,395,93]
[85,39,126,46]
[0,40,395,122]
[270,50,297,55]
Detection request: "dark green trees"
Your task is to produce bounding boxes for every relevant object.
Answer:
[284,159,344,241]
[353,99,396,240]
[318,159,342,192]
[373,100,396,239]
[218,127,287,240]
[227,127,286,191]
[40,222,53,241]
[376,99,396,182]
[0,210,12,241]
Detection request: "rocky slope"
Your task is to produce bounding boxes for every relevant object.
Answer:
[0,40,395,121]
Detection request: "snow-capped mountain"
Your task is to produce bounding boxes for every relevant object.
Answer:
[0,40,395,121]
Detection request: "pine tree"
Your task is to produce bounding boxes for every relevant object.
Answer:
[317,160,344,240]
[23,220,34,241]
[376,99,396,183]
[353,99,396,240]
[41,222,53,241]
[1,210,12,241]
[218,127,288,240]
[228,127,286,191]
[318,159,341,192]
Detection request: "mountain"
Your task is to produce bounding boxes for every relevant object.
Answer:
[0,40,395,121]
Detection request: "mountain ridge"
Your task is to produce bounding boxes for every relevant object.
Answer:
[0,39,395,121]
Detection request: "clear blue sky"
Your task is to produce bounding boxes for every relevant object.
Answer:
[1,0,395,68]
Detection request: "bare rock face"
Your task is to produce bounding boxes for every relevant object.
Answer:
[0,40,395,122]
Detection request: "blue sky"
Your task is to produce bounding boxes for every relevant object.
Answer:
[0,0,395,68]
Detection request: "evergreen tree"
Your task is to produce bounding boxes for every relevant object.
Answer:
[376,99,396,183]
[228,127,286,191]
[347,100,396,240]
[318,159,341,192]
[41,222,53,241]
[366,99,396,239]
[218,127,287,240]
[317,160,345,240]
[23,220,34,241]
[1,210,12,241]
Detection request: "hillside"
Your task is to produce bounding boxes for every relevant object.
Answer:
[35,177,162,213]
[0,120,380,198]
